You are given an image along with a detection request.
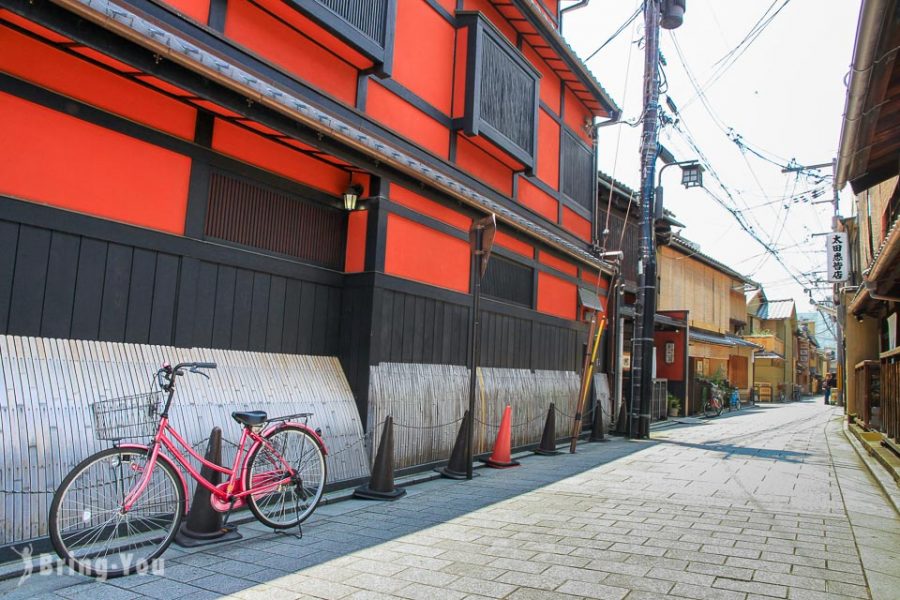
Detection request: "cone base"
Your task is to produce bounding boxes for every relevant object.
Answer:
[436,466,466,479]
[483,458,520,469]
[533,447,561,455]
[174,523,242,548]
[353,484,407,501]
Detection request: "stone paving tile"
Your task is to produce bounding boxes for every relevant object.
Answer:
[555,579,630,599]
[669,582,748,600]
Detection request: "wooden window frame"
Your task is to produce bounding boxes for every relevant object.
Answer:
[458,13,540,172]
[284,0,397,77]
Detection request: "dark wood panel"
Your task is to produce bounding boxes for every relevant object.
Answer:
[0,221,19,333]
[71,239,108,341]
[231,269,254,350]
[266,276,287,352]
[0,204,344,356]
[125,248,157,343]
[211,265,236,349]
[282,279,303,354]
[41,232,80,339]
[98,244,133,341]
[149,253,179,345]
[191,261,219,348]
[9,226,51,336]
[249,272,270,352]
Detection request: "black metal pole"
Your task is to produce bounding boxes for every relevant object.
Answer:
[466,227,483,480]
[632,0,662,439]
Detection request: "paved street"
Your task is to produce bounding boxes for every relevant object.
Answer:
[3,399,899,599]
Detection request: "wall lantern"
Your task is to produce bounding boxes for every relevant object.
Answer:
[679,163,703,188]
[342,183,364,210]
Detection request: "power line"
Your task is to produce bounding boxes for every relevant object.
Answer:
[584,6,642,63]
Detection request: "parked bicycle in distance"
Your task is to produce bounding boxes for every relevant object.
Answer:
[702,383,724,418]
[49,362,328,578]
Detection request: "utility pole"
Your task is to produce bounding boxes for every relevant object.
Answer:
[632,0,685,439]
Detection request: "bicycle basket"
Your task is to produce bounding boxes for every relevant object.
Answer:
[90,392,163,440]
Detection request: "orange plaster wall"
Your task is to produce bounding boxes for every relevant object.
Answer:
[0,92,191,235]
[524,43,561,115]
[518,178,558,223]
[212,120,346,195]
[385,214,470,293]
[537,272,577,320]
[539,251,578,277]
[562,206,592,243]
[224,0,357,105]
[0,26,196,140]
[367,81,450,158]
[393,0,455,115]
[455,135,513,196]
[537,110,560,189]
[345,210,367,273]
[564,88,593,145]
[159,0,210,23]
[391,186,471,231]
[494,231,533,258]
[463,0,518,44]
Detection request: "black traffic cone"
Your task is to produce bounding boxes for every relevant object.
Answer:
[354,416,406,500]
[175,427,242,547]
[438,411,471,479]
[534,403,560,455]
[590,401,609,442]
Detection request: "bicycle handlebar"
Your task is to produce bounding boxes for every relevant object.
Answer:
[174,361,217,372]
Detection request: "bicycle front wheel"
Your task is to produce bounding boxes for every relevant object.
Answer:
[49,447,184,578]
[246,425,327,529]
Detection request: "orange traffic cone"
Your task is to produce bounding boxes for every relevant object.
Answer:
[483,405,520,468]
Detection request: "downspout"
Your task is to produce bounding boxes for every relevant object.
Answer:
[559,0,590,34]
[591,112,622,247]
[835,0,892,189]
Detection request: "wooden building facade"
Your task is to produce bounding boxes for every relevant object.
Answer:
[0,0,619,444]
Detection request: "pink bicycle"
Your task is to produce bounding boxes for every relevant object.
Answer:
[49,362,327,578]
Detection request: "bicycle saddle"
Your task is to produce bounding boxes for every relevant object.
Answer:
[232,410,268,426]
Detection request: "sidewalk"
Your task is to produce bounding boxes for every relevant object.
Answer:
[2,400,898,599]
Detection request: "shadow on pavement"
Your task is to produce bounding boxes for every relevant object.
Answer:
[1,438,652,599]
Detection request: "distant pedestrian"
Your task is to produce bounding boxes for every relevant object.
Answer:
[824,373,835,405]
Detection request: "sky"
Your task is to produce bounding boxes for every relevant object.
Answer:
[561,0,861,321]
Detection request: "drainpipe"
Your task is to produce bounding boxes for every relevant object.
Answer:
[559,0,590,34]
[591,112,622,247]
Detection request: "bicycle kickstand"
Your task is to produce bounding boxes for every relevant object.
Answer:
[222,498,236,528]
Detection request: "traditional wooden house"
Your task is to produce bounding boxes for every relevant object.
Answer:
[0,0,621,546]
[745,291,799,402]
[658,236,759,414]
[835,0,900,444]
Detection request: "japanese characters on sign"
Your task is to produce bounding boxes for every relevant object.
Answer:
[826,232,848,282]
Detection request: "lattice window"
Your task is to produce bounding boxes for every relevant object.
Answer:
[205,172,346,270]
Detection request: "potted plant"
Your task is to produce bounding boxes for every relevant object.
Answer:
[668,393,681,418]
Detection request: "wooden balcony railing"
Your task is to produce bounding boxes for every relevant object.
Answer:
[855,360,881,431]
[881,354,899,442]
[743,334,784,356]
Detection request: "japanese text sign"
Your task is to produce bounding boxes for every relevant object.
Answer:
[826,232,848,282]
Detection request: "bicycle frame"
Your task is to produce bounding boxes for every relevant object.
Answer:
[120,416,324,514]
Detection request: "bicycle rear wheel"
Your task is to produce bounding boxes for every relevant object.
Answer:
[246,425,326,529]
[49,447,184,578]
